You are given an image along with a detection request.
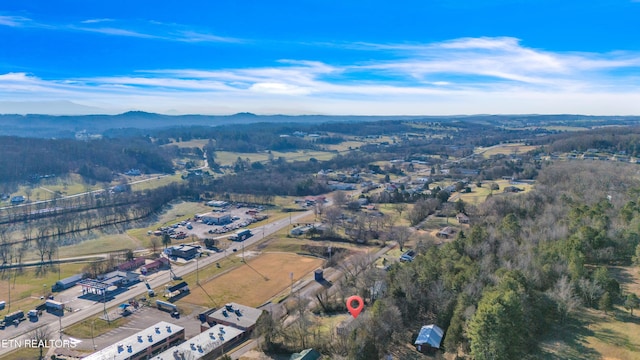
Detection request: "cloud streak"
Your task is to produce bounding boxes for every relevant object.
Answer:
[1,37,640,115]
[0,15,33,27]
[0,12,241,43]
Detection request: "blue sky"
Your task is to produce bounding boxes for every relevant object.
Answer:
[1,0,640,115]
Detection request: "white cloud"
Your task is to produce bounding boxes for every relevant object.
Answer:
[2,37,640,115]
[80,18,115,24]
[0,15,32,27]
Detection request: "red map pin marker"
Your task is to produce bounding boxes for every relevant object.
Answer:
[346,295,364,318]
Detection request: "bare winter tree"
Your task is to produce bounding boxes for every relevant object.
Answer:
[30,325,53,360]
[333,191,348,208]
[324,206,343,236]
[549,275,581,325]
[393,202,407,218]
[390,225,411,251]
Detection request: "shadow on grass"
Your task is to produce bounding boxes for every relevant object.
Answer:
[608,266,637,289]
[245,261,270,281]
[538,313,601,360]
[614,310,640,325]
[197,283,218,308]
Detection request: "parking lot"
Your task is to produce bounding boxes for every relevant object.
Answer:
[71,303,207,352]
[150,203,268,243]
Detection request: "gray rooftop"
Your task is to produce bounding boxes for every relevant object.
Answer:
[83,321,184,360]
[207,303,262,330]
[151,324,244,360]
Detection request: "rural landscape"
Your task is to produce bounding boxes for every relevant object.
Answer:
[1,113,640,359]
[3,1,640,359]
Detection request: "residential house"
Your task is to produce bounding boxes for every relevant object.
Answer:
[436,227,455,239]
[456,213,470,224]
[415,324,444,353]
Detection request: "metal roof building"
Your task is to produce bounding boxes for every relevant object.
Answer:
[415,324,444,352]
[52,274,84,291]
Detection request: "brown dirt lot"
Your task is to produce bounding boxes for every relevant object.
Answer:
[181,252,324,308]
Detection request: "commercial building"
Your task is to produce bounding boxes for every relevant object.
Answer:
[98,270,140,287]
[141,257,169,275]
[151,324,244,360]
[118,257,146,271]
[165,244,199,260]
[203,303,263,332]
[200,213,232,225]
[83,321,185,360]
[52,274,84,292]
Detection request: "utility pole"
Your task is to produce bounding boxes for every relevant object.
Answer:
[7,272,10,312]
[290,272,294,295]
[103,288,110,324]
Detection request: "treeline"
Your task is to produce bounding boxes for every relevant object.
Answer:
[0,136,174,184]
[543,126,640,156]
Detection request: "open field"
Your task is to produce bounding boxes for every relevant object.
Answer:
[451,180,535,205]
[476,143,539,158]
[181,252,324,308]
[324,140,365,152]
[0,263,87,318]
[539,265,640,359]
[214,150,335,166]
[56,233,143,258]
[129,173,183,191]
[163,139,209,148]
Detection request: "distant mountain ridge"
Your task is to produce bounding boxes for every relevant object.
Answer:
[1,112,640,138]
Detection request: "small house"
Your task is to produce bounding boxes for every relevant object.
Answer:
[290,348,321,360]
[415,324,444,353]
[456,213,470,224]
[10,196,25,204]
[436,227,455,239]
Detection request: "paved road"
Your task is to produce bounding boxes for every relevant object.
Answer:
[0,209,314,357]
